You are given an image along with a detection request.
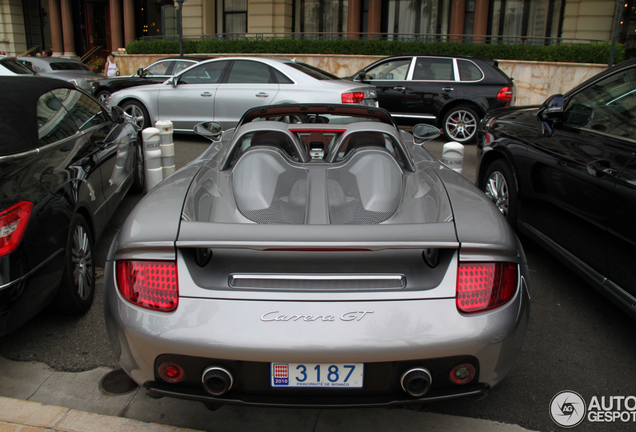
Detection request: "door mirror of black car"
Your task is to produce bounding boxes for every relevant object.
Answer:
[111,106,126,124]
[194,121,223,140]
[412,124,441,145]
[137,67,145,78]
[537,94,565,122]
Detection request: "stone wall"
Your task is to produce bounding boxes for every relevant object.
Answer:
[115,54,609,106]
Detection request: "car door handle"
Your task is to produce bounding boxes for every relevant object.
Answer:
[200,92,213,97]
[256,92,269,98]
[587,160,618,178]
[442,87,454,92]
[393,87,405,91]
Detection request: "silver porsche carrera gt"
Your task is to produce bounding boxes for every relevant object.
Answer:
[104,104,529,410]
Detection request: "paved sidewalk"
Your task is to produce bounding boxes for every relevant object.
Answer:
[0,357,536,432]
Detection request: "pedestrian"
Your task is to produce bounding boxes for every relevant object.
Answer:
[41,50,48,56]
[105,53,118,77]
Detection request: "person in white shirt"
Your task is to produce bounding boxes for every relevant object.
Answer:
[105,54,118,77]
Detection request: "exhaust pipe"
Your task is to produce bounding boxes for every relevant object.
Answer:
[401,368,432,397]
[202,366,233,396]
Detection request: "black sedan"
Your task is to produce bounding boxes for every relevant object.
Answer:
[477,57,636,320]
[0,77,144,336]
[349,55,514,143]
[91,57,209,103]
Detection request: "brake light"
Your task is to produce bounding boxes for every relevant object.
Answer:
[0,201,33,257]
[342,92,365,104]
[115,260,178,312]
[496,87,513,102]
[456,262,517,313]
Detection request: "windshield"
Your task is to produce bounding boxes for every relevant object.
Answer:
[285,62,340,80]
[50,62,92,71]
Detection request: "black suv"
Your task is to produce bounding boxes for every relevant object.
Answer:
[349,55,514,143]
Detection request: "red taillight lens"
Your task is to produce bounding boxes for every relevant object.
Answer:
[456,262,518,313]
[115,260,178,312]
[341,92,365,104]
[496,86,513,102]
[0,201,33,257]
[158,362,185,383]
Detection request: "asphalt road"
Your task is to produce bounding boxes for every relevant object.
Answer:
[1,134,635,432]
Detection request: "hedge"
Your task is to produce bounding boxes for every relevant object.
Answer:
[125,39,624,64]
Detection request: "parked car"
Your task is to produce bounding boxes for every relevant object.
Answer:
[104,104,529,410]
[107,57,378,132]
[17,56,103,92]
[477,57,636,320]
[91,56,210,103]
[0,56,37,76]
[349,55,514,143]
[0,77,144,336]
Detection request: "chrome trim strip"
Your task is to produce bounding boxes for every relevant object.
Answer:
[0,249,64,291]
[229,274,406,291]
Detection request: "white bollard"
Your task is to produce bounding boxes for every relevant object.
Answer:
[442,142,465,174]
[156,120,175,178]
[142,127,163,191]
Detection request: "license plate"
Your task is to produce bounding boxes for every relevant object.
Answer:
[271,363,364,388]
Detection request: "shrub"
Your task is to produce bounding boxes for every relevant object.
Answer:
[125,38,624,64]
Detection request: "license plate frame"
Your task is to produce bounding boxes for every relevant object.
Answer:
[270,363,364,388]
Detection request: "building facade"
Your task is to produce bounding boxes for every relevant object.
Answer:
[0,0,633,59]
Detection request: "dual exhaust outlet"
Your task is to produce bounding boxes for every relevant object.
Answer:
[201,366,432,398]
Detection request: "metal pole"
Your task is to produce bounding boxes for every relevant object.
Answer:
[608,0,622,68]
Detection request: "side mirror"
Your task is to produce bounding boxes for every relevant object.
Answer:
[137,67,145,78]
[537,94,564,122]
[194,121,223,140]
[111,106,125,124]
[412,124,440,145]
[167,76,178,87]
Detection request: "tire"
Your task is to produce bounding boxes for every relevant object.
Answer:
[442,105,480,143]
[482,159,518,230]
[130,140,145,194]
[121,100,150,129]
[52,214,95,314]
[96,90,111,104]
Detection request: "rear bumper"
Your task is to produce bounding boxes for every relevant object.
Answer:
[104,260,529,407]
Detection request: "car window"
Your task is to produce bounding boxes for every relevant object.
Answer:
[226,61,273,84]
[457,60,484,81]
[173,60,195,75]
[37,91,80,146]
[180,61,228,84]
[563,67,636,139]
[413,58,454,81]
[273,68,294,84]
[49,62,91,71]
[146,61,173,76]
[0,58,35,75]
[364,59,411,81]
[52,89,109,131]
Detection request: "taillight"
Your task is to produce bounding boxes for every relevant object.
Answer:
[496,86,513,102]
[115,260,178,312]
[0,201,33,257]
[342,92,365,104]
[456,262,518,313]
